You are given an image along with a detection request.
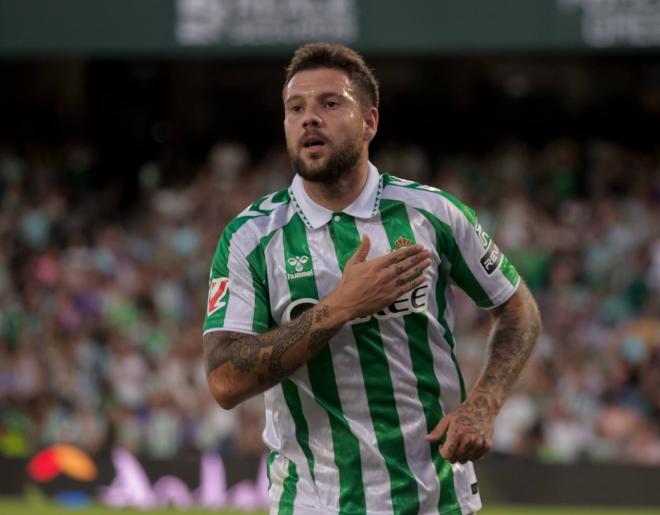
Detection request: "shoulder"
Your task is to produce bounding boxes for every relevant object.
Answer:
[227,188,291,234]
[218,188,292,252]
[380,173,476,225]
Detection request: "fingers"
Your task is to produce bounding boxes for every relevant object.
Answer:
[450,434,492,464]
[454,434,479,464]
[432,422,492,464]
[372,243,427,268]
[425,415,451,443]
[347,235,371,265]
[395,257,432,285]
[438,426,459,462]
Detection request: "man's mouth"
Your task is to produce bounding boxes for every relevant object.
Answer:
[302,136,326,151]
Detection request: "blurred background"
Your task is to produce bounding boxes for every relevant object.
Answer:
[1,0,659,512]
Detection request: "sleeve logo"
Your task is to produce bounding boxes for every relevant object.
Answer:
[480,240,503,275]
[207,277,230,316]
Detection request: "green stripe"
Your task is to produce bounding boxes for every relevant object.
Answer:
[500,255,520,287]
[267,451,276,490]
[328,212,420,515]
[379,200,460,513]
[281,379,315,483]
[415,207,493,308]
[417,208,468,400]
[434,259,467,508]
[281,214,366,513]
[278,459,298,515]
[436,267,467,401]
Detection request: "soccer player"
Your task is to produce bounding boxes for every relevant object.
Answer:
[203,43,541,515]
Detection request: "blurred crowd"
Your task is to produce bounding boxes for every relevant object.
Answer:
[0,137,659,465]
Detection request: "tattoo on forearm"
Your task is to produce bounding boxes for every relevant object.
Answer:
[203,303,339,388]
[314,305,330,323]
[480,290,541,398]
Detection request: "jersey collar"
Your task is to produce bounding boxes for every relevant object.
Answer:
[289,161,383,230]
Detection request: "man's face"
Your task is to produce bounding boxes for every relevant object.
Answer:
[283,68,376,183]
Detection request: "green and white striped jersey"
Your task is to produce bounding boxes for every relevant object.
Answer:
[204,162,520,515]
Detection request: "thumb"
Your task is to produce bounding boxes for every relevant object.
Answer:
[348,234,371,264]
[425,414,451,443]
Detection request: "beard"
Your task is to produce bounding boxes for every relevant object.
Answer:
[289,137,362,184]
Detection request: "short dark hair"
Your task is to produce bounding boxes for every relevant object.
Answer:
[284,42,379,109]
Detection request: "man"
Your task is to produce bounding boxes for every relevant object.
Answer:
[203,43,541,515]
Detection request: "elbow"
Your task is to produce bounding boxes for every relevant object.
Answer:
[215,393,240,411]
[217,398,240,411]
[207,373,242,410]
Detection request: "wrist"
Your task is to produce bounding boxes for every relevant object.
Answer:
[318,294,353,327]
[467,385,504,414]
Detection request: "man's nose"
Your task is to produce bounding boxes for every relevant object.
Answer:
[302,110,322,128]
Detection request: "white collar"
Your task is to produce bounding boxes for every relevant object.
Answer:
[289,161,383,229]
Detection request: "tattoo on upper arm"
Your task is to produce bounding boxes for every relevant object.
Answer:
[203,303,339,387]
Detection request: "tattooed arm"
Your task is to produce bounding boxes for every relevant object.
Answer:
[426,280,541,463]
[204,236,432,409]
[204,303,345,409]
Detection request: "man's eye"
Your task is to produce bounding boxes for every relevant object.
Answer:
[325,101,338,108]
[290,105,302,113]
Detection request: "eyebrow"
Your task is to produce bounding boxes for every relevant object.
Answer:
[284,91,346,104]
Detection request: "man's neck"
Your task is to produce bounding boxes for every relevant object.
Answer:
[302,156,369,212]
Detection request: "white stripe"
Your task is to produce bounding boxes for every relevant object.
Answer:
[356,216,440,513]
[427,271,463,414]
[221,203,293,334]
[202,327,256,337]
[224,232,257,333]
[267,451,286,515]
[264,386,318,512]
[290,366,339,515]
[265,230,291,325]
[307,225,390,515]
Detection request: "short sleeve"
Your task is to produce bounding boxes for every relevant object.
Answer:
[203,222,271,335]
[442,196,520,309]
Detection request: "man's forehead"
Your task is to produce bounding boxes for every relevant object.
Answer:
[284,68,355,100]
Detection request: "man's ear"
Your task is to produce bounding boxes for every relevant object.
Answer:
[363,106,379,143]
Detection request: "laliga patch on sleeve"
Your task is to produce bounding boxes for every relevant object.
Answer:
[480,240,502,275]
[207,277,230,316]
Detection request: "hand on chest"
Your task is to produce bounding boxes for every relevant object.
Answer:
[272,221,438,326]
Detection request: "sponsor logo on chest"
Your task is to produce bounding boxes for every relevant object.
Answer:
[282,283,430,325]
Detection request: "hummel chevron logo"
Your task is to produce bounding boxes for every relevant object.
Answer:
[286,255,313,280]
[287,255,308,272]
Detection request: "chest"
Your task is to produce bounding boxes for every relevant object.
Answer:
[265,214,442,327]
